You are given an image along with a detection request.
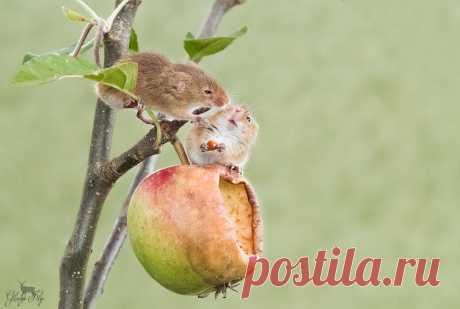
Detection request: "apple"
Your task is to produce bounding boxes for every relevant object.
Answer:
[127,164,263,296]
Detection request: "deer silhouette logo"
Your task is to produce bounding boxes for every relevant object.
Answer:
[3,280,44,307]
[18,281,38,298]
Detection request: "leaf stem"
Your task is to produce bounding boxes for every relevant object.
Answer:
[71,23,95,57]
[145,108,162,148]
[171,136,191,165]
[74,0,101,22]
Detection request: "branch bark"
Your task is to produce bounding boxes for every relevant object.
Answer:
[82,0,247,307]
[97,120,186,185]
[83,156,157,309]
[59,1,141,309]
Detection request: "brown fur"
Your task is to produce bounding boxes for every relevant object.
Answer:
[96,52,229,120]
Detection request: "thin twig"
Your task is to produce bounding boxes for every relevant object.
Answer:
[171,136,191,165]
[198,0,246,38]
[75,0,101,22]
[82,0,247,306]
[58,1,142,309]
[71,23,95,57]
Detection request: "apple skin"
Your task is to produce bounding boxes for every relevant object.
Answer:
[127,164,263,295]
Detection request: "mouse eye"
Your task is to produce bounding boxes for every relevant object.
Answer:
[204,89,213,95]
[246,116,252,122]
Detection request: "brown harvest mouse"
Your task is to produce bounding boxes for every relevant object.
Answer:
[185,104,258,174]
[95,52,230,123]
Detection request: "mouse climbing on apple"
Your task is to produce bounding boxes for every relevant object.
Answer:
[185,104,259,174]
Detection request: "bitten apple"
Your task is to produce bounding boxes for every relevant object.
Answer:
[127,164,263,296]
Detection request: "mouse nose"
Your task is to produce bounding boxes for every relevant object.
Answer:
[215,94,229,107]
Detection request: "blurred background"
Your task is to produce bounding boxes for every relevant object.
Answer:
[1,0,459,308]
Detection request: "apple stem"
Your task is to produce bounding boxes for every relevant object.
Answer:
[171,135,191,165]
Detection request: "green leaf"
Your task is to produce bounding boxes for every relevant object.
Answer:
[62,7,89,22]
[184,26,248,62]
[12,54,138,98]
[85,62,138,98]
[129,28,139,52]
[13,55,138,99]
[12,54,97,85]
[22,53,39,64]
[185,32,195,40]
[22,40,94,64]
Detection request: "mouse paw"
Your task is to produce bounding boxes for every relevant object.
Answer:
[124,98,138,109]
[202,140,222,152]
[226,165,241,175]
[136,99,155,125]
[200,143,209,152]
[216,143,226,152]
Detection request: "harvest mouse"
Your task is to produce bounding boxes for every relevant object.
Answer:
[95,52,230,123]
[185,105,258,174]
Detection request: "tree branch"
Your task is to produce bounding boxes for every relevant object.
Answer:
[97,120,186,185]
[83,156,157,309]
[82,0,247,307]
[198,0,246,38]
[58,1,141,309]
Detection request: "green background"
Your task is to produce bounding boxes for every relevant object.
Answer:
[0,0,458,308]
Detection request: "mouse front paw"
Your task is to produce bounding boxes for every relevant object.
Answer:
[226,165,242,175]
[136,99,156,126]
[200,143,209,152]
[202,140,222,152]
[216,143,226,152]
[124,98,139,109]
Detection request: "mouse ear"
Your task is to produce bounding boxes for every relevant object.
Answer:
[173,80,186,93]
[171,71,191,93]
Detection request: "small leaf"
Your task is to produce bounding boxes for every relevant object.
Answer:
[184,26,248,62]
[62,7,89,23]
[22,53,39,64]
[129,29,139,52]
[22,41,94,64]
[185,32,195,40]
[85,62,138,98]
[12,54,97,85]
